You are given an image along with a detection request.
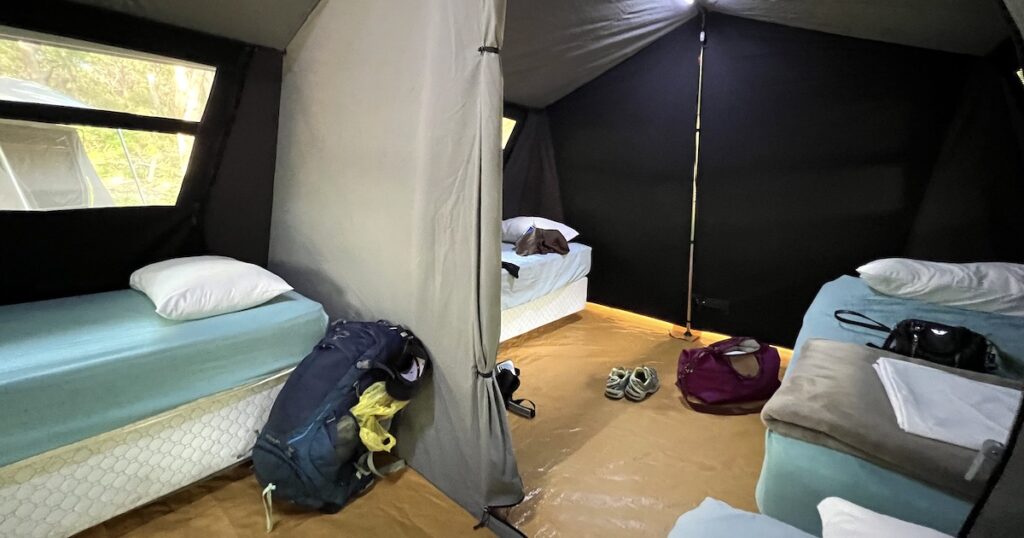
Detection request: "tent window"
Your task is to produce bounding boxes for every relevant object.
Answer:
[501,116,517,149]
[0,26,215,211]
[0,119,195,209]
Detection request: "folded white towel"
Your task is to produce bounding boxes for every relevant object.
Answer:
[873,357,1021,450]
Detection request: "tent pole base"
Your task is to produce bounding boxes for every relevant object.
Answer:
[669,324,702,342]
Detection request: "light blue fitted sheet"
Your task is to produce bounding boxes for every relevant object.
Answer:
[789,275,1024,378]
[759,275,1024,535]
[0,290,327,467]
[500,242,592,309]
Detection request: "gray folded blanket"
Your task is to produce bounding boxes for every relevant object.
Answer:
[762,339,1022,500]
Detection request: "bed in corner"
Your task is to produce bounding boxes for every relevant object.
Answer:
[500,241,592,341]
[0,289,327,537]
[756,275,1024,536]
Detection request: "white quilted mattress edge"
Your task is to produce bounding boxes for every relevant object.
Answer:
[500,277,587,342]
[0,368,293,538]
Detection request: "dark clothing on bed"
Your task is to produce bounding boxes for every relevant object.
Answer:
[515,227,569,256]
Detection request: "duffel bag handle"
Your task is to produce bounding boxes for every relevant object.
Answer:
[706,336,759,354]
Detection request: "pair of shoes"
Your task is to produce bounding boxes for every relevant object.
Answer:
[605,366,659,401]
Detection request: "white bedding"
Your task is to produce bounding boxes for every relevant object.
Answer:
[501,242,592,310]
[873,357,1021,450]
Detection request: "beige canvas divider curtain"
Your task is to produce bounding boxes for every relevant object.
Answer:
[269,0,523,533]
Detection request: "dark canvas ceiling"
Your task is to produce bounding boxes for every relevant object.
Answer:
[504,0,1012,108]
[68,0,321,50]
[64,1,1016,110]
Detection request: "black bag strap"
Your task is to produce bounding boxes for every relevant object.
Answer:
[509,399,536,419]
[834,309,891,333]
[383,330,430,401]
[501,261,521,278]
[495,366,536,419]
[496,368,521,401]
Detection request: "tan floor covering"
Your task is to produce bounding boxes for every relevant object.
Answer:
[79,304,782,537]
[499,304,784,537]
[77,465,485,538]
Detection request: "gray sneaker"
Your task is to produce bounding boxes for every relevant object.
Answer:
[605,367,632,399]
[625,366,659,401]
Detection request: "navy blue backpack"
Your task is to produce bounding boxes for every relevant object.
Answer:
[253,320,428,523]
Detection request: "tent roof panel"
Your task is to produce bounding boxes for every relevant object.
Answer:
[68,0,321,49]
[1005,0,1024,43]
[504,0,1012,108]
[503,0,697,108]
[707,0,1009,57]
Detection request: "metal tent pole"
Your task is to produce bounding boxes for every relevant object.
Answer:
[117,129,146,204]
[673,9,707,342]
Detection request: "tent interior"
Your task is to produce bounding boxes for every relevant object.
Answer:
[3,1,1024,537]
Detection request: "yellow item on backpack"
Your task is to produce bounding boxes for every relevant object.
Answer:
[350,381,410,452]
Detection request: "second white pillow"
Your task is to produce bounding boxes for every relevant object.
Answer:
[502,216,579,243]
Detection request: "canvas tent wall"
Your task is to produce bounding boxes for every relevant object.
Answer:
[959,5,1024,534]
[268,0,523,534]
[1,0,1023,535]
[503,0,1024,346]
[266,0,1023,532]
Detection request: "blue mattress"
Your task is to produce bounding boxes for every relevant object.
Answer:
[0,290,328,467]
[789,275,1024,378]
[758,276,1024,535]
[758,432,971,535]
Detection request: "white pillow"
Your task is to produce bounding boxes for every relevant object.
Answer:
[130,255,293,321]
[501,216,579,243]
[818,497,951,538]
[857,258,1024,316]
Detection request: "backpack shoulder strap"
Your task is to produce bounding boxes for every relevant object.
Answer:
[356,451,406,480]
[834,309,891,333]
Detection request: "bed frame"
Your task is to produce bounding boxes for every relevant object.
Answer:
[500,277,587,342]
[0,277,585,535]
[0,369,291,537]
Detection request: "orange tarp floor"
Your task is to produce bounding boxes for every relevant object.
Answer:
[77,465,485,538]
[79,303,784,537]
[499,303,787,537]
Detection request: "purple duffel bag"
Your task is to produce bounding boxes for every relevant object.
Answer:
[676,337,782,415]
